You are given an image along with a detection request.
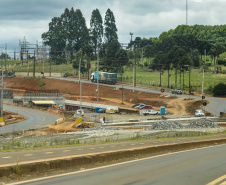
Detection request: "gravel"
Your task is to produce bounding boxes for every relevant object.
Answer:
[186,118,220,129]
[146,120,183,130]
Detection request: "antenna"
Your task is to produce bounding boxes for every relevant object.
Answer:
[186,0,188,25]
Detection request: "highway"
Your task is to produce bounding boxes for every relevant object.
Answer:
[47,77,226,116]
[0,105,61,133]
[9,144,226,185]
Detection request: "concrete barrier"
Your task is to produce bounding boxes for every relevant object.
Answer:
[0,138,226,179]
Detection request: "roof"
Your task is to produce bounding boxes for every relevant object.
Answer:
[32,101,56,105]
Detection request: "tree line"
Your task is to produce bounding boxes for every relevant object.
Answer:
[42,8,129,74]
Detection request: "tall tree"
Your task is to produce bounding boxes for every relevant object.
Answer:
[71,9,89,52]
[104,8,118,43]
[90,9,103,56]
[42,17,67,64]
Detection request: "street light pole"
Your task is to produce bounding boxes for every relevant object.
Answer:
[0,67,3,123]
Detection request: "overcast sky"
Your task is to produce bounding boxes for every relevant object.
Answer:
[1,0,226,54]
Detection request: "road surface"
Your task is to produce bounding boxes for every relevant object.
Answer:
[0,105,61,134]
[9,144,226,185]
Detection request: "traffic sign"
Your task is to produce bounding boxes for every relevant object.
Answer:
[203,102,207,106]
[161,88,165,93]
[202,96,205,99]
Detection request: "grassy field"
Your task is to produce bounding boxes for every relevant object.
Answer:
[5,58,226,95]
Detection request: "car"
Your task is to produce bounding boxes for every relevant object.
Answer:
[195,109,204,117]
[143,109,160,116]
[98,108,106,113]
[131,103,144,108]
[134,103,146,109]
[172,89,183,94]
[139,105,153,110]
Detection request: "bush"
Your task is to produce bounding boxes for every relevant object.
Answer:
[212,83,226,97]
[218,60,226,66]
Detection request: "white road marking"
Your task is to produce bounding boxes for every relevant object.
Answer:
[24,154,33,156]
[45,152,53,154]
[207,174,226,185]
[1,156,11,159]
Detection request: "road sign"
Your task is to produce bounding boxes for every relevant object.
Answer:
[161,88,165,93]
[202,96,205,99]
[203,102,207,106]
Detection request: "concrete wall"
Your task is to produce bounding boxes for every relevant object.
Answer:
[15,72,64,77]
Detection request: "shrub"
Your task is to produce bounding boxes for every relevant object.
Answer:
[212,83,226,97]
[218,59,226,66]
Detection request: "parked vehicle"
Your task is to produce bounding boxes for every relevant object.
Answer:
[134,103,146,109]
[132,103,144,108]
[98,108,106,113]
[143,109,160,116]
[172,89,183,94]
[139,105,153,110]
[91,72,117,85]
[195,109,204,117]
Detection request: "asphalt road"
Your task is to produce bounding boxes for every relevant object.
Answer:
[1,133,226,166]
[10,144,226,185]
[0,105,61,134]
[47,77,226,116]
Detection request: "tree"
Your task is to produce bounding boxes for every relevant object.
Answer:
[99,40,121,72]
[212,83,226,97]
[71,9,89,52]
[90,9,103,56]
[82,44,93,80]
[190,49,200,67]
[115,48,129,79]
[42,17,67,64]
[72,50,86,74]
[168,46,192,88]
[104,8,118,43]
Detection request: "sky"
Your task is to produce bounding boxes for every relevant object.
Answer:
[0,0,226,55]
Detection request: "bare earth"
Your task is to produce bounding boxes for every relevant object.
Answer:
[3,77,203,134]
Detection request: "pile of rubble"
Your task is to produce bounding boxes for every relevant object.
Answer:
[146,120,183,130]
[186,118,219,129]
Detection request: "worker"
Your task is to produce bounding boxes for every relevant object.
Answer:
[103,116,106,123]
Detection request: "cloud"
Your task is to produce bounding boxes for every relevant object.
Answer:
[0,0,226,52]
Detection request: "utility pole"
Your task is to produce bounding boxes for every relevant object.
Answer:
[202,69,204,98]
[0,67,3,123]
[33,51,35,78]
[27,51,29,77]
[79,58,82,119]
[130,32,133,51]
[97,52,99,103]
[4,44,7,69]
[43,47,46,77]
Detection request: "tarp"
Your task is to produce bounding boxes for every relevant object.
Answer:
[32,101,56,105]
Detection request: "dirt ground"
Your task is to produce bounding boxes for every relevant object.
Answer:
[3,77,204,134]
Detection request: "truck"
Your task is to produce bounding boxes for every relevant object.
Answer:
[91,72,117,85]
